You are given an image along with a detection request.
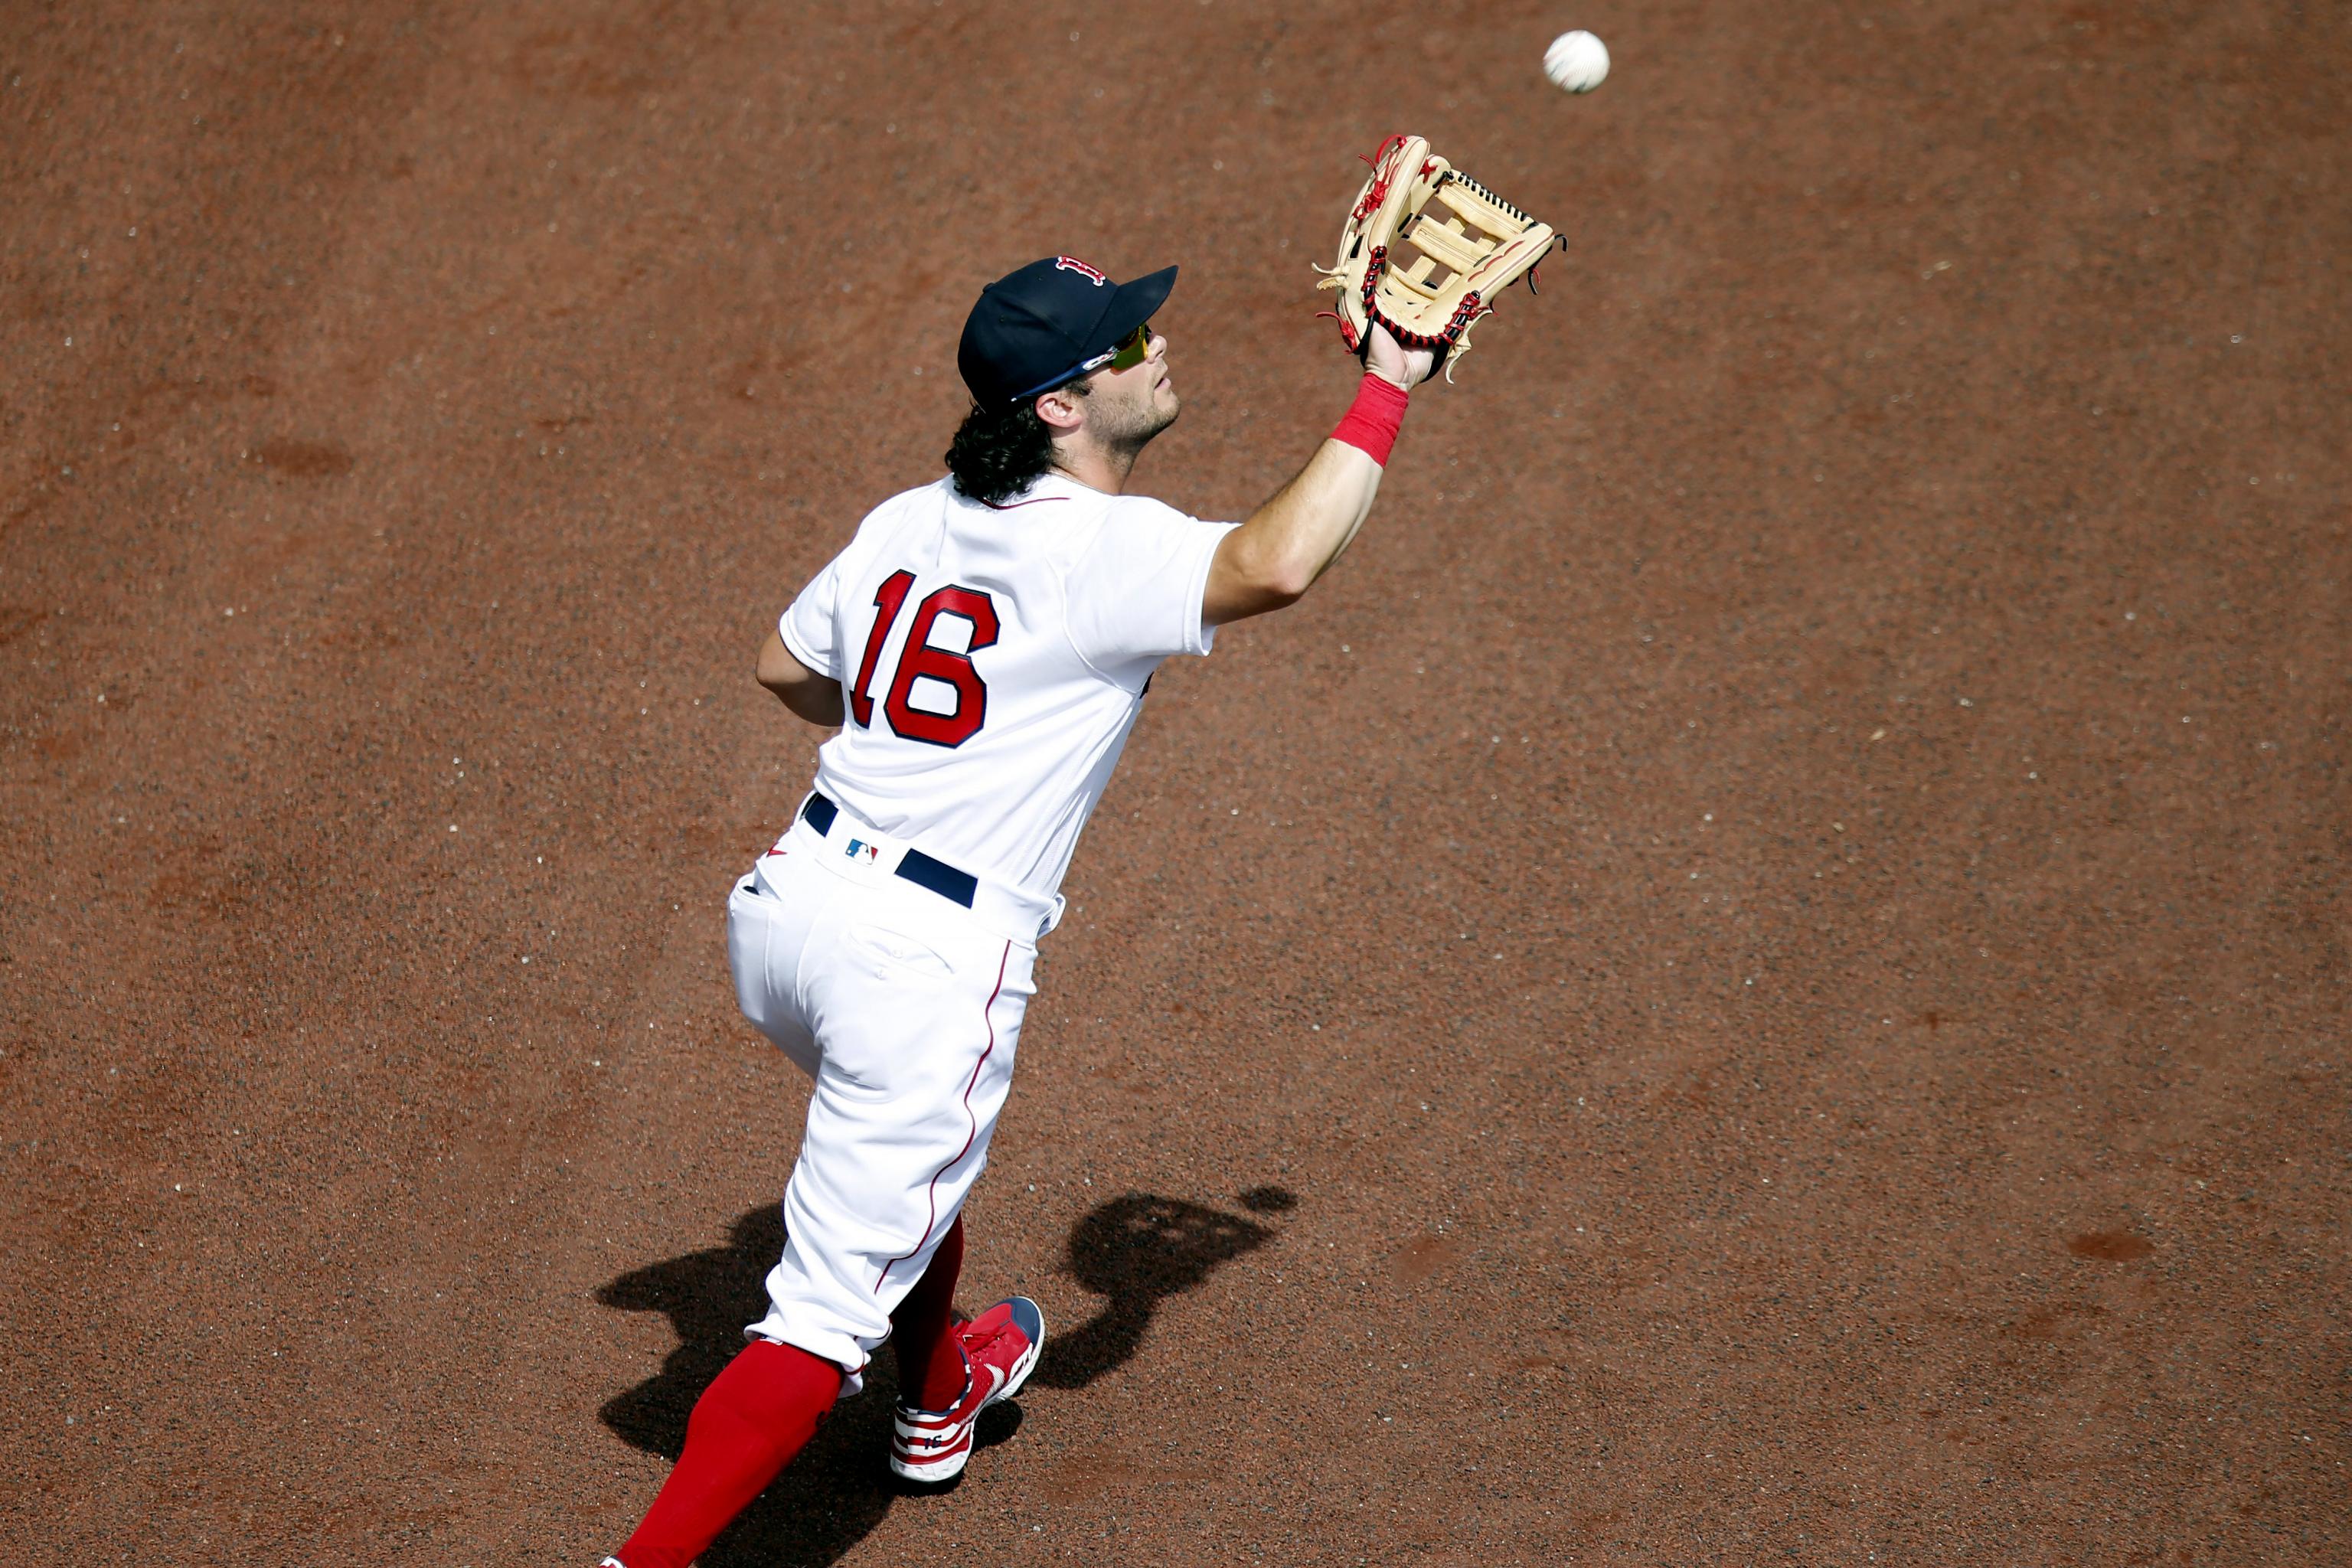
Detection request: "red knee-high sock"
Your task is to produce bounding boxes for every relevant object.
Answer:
[890,1214,967,1410]
[610,1338,841,1568]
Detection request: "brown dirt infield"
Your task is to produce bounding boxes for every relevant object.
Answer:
[3,3,2345,1563]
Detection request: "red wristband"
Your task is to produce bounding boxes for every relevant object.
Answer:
[1329,371,1411,466]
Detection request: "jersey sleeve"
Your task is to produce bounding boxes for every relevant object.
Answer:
[1063,498,1240,682]
[779,550,846,681]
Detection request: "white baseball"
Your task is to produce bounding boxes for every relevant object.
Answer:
[1544,30,1610,94]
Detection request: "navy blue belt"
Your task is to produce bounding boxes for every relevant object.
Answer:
[801,792,978,909]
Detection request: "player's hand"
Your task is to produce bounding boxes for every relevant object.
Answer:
[1364,321,1437,391]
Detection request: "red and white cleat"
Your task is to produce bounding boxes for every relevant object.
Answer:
[889,1297,1044,1485]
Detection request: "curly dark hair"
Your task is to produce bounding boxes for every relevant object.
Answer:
[945,382,1086,506]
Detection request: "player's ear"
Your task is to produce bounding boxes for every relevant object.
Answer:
[1033,382,1087,435]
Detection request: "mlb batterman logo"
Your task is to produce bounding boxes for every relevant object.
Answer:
[1053,256,1108,286]
[844,838,882,864]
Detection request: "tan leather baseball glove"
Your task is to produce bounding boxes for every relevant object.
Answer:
[1313,133,1560,381]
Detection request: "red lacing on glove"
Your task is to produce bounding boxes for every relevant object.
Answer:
[1361,289,1488,352]
[1350,134,1412,224]
[1357,245,1389,315]
[1525,234,1568,296]
[1373,314,1451,351]
[1312,308,1361,351]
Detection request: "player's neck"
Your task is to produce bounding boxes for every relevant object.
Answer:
[1046,438,1137,498]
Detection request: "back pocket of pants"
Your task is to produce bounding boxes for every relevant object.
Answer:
[842,916,956,983]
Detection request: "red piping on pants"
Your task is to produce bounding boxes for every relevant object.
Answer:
[874,939,1013,1293]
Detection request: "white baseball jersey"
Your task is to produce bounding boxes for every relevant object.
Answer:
[779,473,1237,909]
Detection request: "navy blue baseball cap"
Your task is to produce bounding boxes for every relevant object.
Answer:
[958,255,1177,407]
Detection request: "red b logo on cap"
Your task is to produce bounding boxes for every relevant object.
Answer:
[1054,256,1108,286]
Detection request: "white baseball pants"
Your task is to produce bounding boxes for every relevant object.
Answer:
[724,811,1037,1392]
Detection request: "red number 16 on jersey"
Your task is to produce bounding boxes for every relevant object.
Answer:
[848,570,1001,747]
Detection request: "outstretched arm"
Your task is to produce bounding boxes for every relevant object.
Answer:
[1202,323,1436,627]
[756,629,846,727]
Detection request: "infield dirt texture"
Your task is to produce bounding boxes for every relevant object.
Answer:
[3,4,2344,1564]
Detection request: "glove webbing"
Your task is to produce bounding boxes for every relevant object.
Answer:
[1358,245,1491,351]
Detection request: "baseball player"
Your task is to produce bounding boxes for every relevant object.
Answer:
[599,254,1435,1568]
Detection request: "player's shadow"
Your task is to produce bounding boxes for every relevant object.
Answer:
[1031,1185,1295,1390]
[596,1207,783,1457]
[594,1207,913,1567]
[594,1187,1292,1565]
